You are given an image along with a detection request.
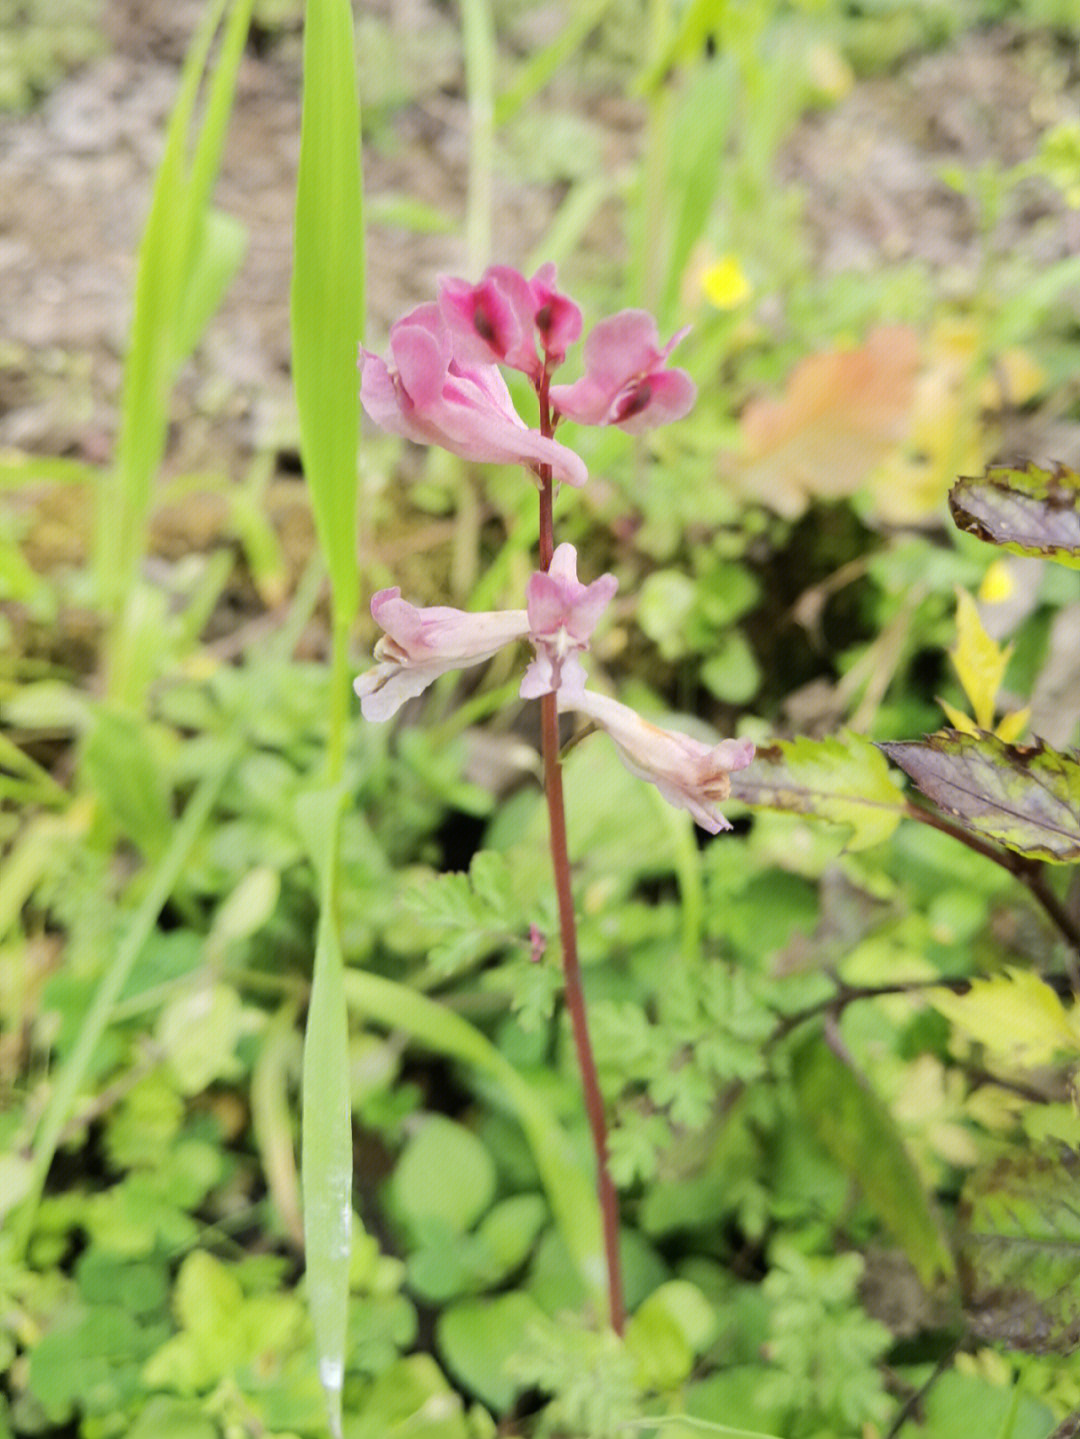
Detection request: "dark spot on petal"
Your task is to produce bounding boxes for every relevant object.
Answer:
[615,381,652,421]
[473,306,496,342]
[535,303,553,334]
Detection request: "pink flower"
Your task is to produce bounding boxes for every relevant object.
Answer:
[356,588,530,722]
[549,311,697,433]
[438,263,582,381]
[521,544,617,702]
[528,263,583,368]
[563,688,754,833]
[359,304,587,486]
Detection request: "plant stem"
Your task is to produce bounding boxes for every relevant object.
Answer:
[535,453,624,1334]
[905,800,1080,968]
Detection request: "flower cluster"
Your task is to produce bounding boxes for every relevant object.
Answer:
[355,265,752,832]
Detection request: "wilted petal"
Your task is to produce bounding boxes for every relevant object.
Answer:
[564,688,754,833]
[356,588,530,721]
[550,310,697,433]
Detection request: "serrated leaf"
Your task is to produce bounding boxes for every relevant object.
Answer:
[930,969,1078,1068]
[949,463,1080,567]
[879,730,1080,862]
[729,733,906,850]
[959,1144,1080,1352]
[791,1033,954,1287]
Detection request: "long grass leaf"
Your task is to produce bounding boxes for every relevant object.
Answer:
[292,0,363,630]
[460,0,495,272]
[100,0,244,621]
[494,0,615,127]
[297,787,352,1439]
[291,14,363,1419]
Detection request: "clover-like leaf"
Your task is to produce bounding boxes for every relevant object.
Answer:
[879,730,1080,862]
[728,733,906,850]
[959,1144,1080,1353]
[949,462,1080,567]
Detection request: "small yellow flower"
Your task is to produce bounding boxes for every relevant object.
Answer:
[977,558,1015,605]
[702,255,752,310]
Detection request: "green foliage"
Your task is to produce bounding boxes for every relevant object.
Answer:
[790,1032,955,1286]
[10,2,1080,1438]
[0,0,103,111]
[959,1144,1080,1354]
[758,1244,894,1438]
[731,732,907,851]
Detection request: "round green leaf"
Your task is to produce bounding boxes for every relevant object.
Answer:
[436,1292,544,1413]
[391,1116,496,1234]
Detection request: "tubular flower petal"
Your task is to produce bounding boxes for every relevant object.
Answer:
[549,310,697,433]
[359,304,587,486]
[438,263,583,380]
[355,588,530,721]
[563,688,754,833]
[521,543,617,702]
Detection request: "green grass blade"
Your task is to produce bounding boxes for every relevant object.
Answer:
[297,788,352,1439]
[494,0,615,127]
[291,0,363,633]
[460,0,495,272]
[100,0,252,628]
[343,967,608,1316]
[291,13,363,1418]
[14,738,241,1255]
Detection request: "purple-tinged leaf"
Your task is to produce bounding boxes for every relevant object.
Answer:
[879,730,1080,863]
[728,732,906,850]
[959,1144,1080,1353]
[949,462,1080,567]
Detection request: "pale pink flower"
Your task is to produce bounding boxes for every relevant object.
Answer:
[359,304,587,486]
[550,310,697,433]
[521,544,617,702]
[438,263,582,381]
[564,688,754,833]
[356,588,530,722]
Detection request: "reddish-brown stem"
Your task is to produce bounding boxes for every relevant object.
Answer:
[533,375,624,1334]
[539,682,625,1333]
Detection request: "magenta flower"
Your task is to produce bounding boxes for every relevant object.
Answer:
[438,263,583,381]
[355,588,530,722]
[528,263,583,369]
[549,311,697,433]
[521,544,617,702]
[563,688,754,833]
[359,304,587,487]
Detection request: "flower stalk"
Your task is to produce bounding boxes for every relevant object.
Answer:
[355,263,752,1336]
